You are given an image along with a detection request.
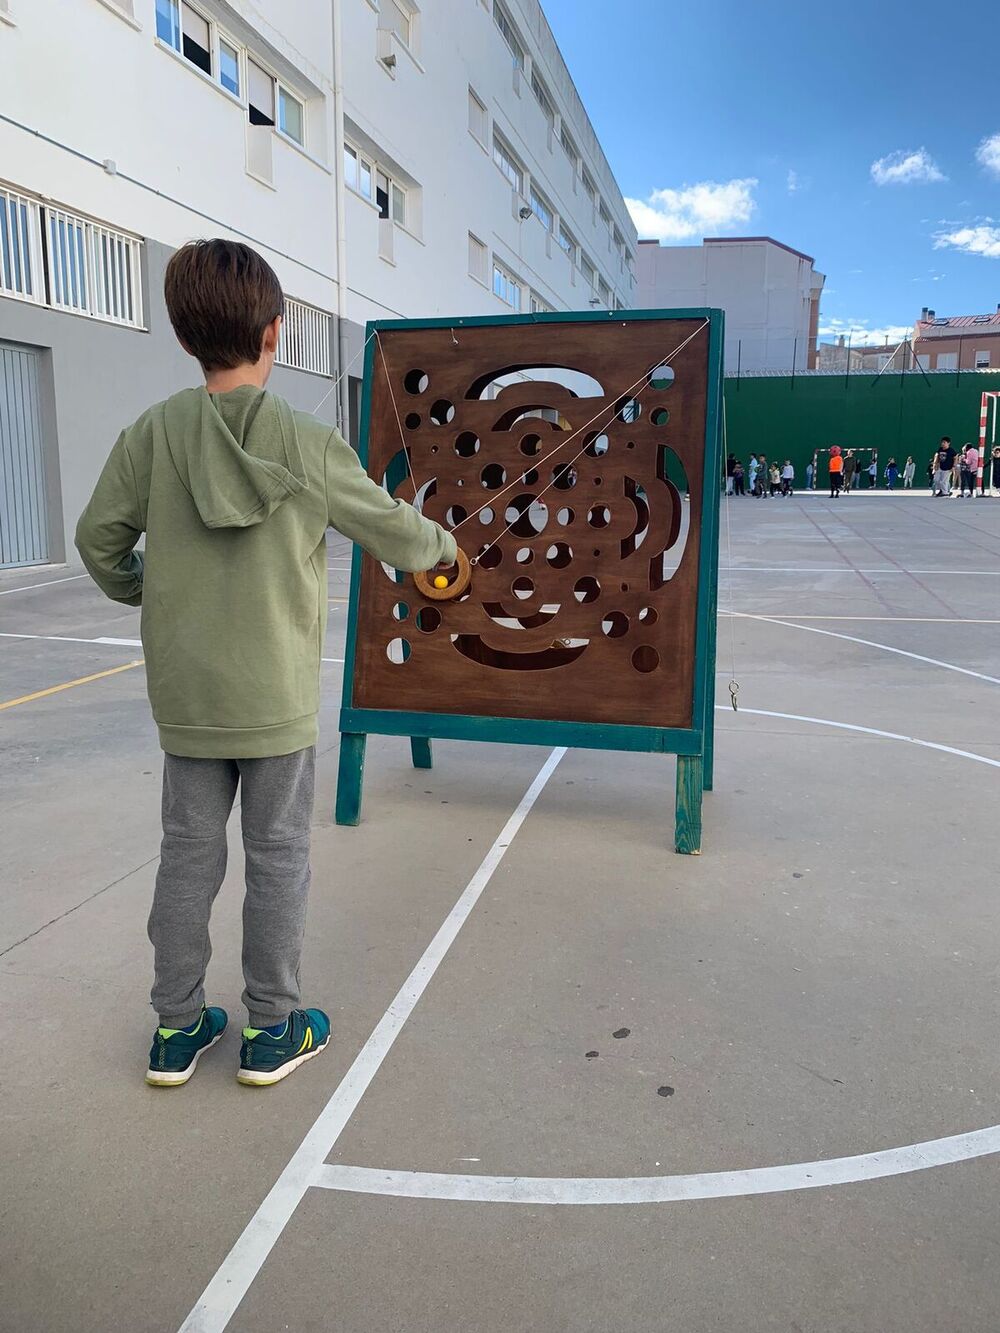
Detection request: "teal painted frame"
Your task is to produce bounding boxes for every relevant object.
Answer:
[336,307,724,853]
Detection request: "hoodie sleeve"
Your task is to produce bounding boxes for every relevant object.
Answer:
[324,431,457,572]
[75,432,145,606]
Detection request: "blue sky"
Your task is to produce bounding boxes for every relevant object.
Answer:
[542,0,1000,346]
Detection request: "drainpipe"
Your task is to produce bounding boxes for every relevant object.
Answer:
[332,0,351,438]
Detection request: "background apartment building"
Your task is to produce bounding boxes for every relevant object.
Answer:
[0,0,636,570]
[912,306,1000,371]
[637,235,824,373]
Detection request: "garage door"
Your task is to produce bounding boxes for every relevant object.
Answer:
[0,342,49,568]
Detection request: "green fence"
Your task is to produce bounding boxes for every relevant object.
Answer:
[723,371,999,485]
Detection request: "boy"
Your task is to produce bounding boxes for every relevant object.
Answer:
[75,239,455,1088]
[932,436,955,496]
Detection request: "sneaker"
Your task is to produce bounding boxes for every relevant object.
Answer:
[146,1006,228,1087]
[237,1008,331,1087]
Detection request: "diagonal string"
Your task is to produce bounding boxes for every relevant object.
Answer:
[375,329,420,500]
[310,326,377,421]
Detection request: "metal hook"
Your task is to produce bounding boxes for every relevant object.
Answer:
[729,680,740,712]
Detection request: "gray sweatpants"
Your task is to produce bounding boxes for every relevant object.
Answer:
[148,748,315,1029]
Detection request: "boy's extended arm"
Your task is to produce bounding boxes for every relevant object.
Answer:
[324,431,457,571]
[75,433,145,606]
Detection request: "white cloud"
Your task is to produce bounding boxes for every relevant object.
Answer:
[787,169,800,194]
[934,225,1000,258]
[976,134,1000,177]
[625,178,758,242]
[819,318,912,346]
[870,148,945,186]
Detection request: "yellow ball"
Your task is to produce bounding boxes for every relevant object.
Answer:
[433,575,449,589]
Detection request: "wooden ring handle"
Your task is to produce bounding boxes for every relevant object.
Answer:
[413,547,472,601]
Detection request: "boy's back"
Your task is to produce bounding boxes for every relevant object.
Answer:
[75,238,454,1089]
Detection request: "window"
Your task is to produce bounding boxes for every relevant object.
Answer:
[375,169,406,225]
[155,0,180,49]
[580,252,595,288]
[278,85,304,145]
[976,349,991,368]
[530,72,555,128]
[345,144,374,202]
[936,352,958,370]
[0,186,42,303]
[581,170,597,206]
[493,260,521,310]
[276,297,332,377]
[493,2,524,70]
[560,126,578,170]
[599,201,612,229]
[493,135,523,193]
[248,58,275,126]
[556,222,576,261]
[612,227,624,255]
[469,233,488,286]
[468,88,488,146]
[530,292,553,314]
[180,2,210,74]
[385,0,412,46]
[529,185,553,232]
[598,278,611,306]
[219,39,240,95]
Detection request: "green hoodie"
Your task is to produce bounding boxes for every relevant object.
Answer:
[75,385,455,758]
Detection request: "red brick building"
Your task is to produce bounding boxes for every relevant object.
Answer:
[912,307,1000,370]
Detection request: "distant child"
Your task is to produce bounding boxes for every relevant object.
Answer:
[867,458,878,488]
[885,458,898,490]
[733,461,745,495]
[828,446,844,498]
[76,240,455,1088]
[781,460,794,496]
[769,462,781,496]
[805,459,814,491]
[960,442,979,497]
[902,456,915,489]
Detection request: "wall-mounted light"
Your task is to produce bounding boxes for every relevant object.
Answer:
[518,205,532,220]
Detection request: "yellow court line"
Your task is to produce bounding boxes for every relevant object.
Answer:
[0,659,144,711]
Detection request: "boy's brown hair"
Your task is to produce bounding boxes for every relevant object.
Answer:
[164,238,284,371]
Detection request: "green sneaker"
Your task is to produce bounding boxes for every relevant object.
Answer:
[237,1008,331,1086]
[146,1006,228,1087]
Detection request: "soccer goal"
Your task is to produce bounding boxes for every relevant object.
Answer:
[977,391,1000,492]
[812,446,879,489]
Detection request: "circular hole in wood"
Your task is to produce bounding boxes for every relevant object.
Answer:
[445,505,467,527]
[593,548,601,557]
[416,607,441,633]
[430,399,456,425]
[478,545,503,568]
[522,468,539,486]
[574,576,601,603]
[639,606,658,624]
[512,576,534,600]
[386,637,411,664]
[649,366,675,391]
[626,440,636,449]
[481,462,507,489]
[546,542,573,569]
[557,506,574,525]
[588,505,611,529]
[430,445,438,454]
[404,412,421,430]
[520,434,542,456]
[504,495,549,537]
[584,432,610,457]
[602,612,629,638]
[552,463,577,491]
[651,407,670,427]
[621,583,629,592]
[456,479,464,487]
[632,645,660,673]
[392,602,409,621]
[479,506,495,524]
[404,370,429,395]
[515,547,534,565]
[616,398,641,424]
[455,431,480,457]
[594,477,603,486]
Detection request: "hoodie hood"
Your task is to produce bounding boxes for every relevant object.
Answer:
[162,386,308,529]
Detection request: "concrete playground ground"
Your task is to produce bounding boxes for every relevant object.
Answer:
[3,491,1000,1332]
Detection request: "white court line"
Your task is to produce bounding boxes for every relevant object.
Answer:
[315,1124,1000,1204]
[178,746,566,1333]
[737,615,1000,624]
[0,631,139,646]
[0,574,87,595]
[728,567,1000,576]
[727,612,1000,686]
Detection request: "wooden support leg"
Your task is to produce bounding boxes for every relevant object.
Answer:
[335,733,367,826]
[675,754,703,855]
[410,736,433,770]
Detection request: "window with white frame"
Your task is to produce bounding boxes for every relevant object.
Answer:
[219,37,240,95]
[468,87,488,147]
[276,296,332,376]
[529,184,553,232]
[599,201,612,229]
[976,349,991,368]
[493,2,524,70]
[530,72,555,128]
[492,135,523,193]
[612,227,624,255]
[556,222,576,262]
[384,0,414,47]
[598,277,611,307]
[935,352,958,370]
[376,168,406,226]
[1,186,42,304]
[560,125,578,170]
[248,57,275,125]
[345,144,406,226]
[530,292,553,314]
[278,85,304,145]
[580,252,595,288]
[344,144,373,202]
[468,233,488,286]
[581,169,597,206]
[493,260,521,310]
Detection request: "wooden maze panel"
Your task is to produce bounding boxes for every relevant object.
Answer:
[351,318,710,729]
